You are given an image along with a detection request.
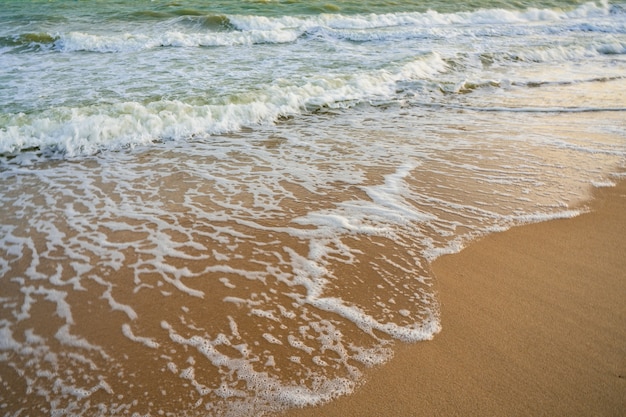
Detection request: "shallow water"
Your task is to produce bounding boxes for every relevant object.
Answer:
[1,1,625,415]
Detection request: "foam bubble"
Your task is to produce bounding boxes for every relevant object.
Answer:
[262,333,283,345]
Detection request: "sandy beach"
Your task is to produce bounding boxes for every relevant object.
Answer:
[286,179,626,417]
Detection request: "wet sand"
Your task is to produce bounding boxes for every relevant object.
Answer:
[286,180,626,417]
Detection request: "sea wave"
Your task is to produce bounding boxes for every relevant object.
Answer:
[0,54,447,156]
[228,1,612,31]
[1,1,617,54]
[497,42,626,63]
[52,29,300,52]
[0,32,59,51]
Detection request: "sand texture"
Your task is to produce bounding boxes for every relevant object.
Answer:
[286,180,626,417]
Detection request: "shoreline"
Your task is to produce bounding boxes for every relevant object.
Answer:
[285,180,626,416]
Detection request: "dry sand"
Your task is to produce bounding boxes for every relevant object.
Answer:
[286,180,626,417]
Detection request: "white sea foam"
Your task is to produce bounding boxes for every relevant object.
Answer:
[121,324,160,349]
[310,297,440,342]
[54,29,300,53]
[591,180,617,187]
[262,333,283,345]
[0,324,20,351]
[229,2,612,33]
[55,324,108,357]
[596,41,626,54]
[160,319,358,408]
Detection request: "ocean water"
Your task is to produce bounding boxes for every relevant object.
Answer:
[1,0,625,415]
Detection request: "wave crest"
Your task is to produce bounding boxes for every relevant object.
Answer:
[0,53,447,156]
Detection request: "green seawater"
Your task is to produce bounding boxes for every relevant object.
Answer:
[0,0,598,21]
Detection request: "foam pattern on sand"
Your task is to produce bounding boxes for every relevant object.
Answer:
[1,102,624,415]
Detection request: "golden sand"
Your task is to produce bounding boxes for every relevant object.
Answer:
[286,180,626,416]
